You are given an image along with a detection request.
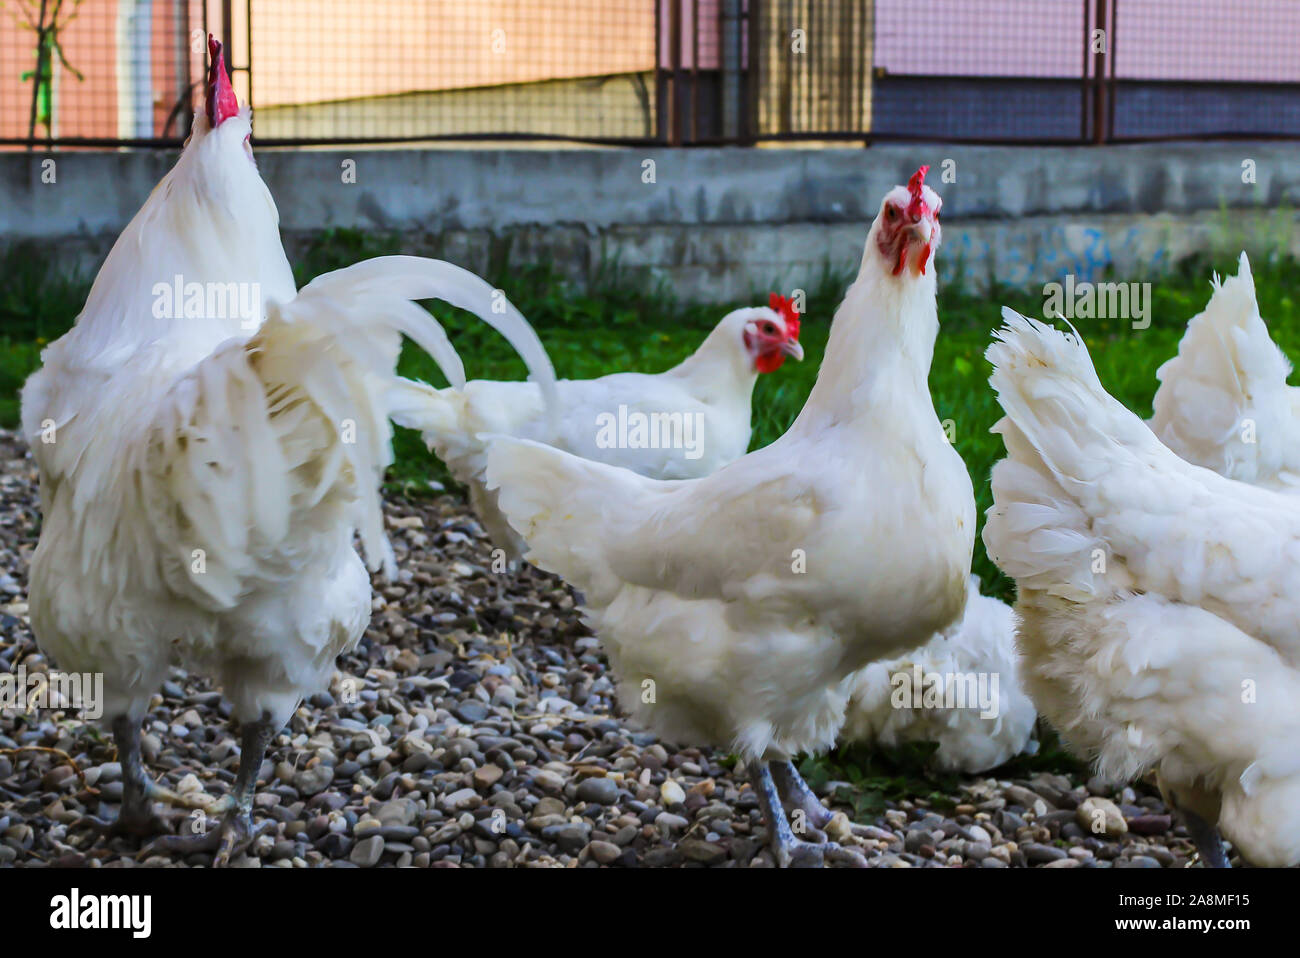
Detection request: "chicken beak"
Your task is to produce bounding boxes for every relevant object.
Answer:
[781,339,804,361]
[908,219,935,276]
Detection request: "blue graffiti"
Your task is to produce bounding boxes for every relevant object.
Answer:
[943,220,1167,290]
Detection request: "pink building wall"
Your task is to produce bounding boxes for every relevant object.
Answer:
[873,0,1300,82]
[659,0,1300,82]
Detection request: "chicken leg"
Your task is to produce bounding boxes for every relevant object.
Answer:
[1181,809,1231,869]
[142,714,277,866]
[1159,776,1232,868]
[749,762,866,867]
[770,759,877,843]
[87,715,213,838]
[771,759,839,833]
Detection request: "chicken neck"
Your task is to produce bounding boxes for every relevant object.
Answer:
[790,259,940,439]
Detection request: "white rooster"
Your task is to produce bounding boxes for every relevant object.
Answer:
[484,167,976,867]
[390,295,803,561]
[840,576,1037,774]
[984,308,1300,868]
[1150,252,1300,492]
[20,37,556,863]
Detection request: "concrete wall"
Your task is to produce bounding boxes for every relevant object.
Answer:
[2,142,1298,301]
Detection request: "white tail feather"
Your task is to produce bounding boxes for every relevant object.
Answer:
[982,310,1154,601]
[1150,252,1299,486]
[297,256,559,436]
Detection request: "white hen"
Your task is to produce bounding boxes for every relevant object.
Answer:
[1150,252,1300,492]
[840,576,1037,774]
[390,295,803,561]
[484,167,975,867]
[984,309,1300,868]
[19,38,556,863]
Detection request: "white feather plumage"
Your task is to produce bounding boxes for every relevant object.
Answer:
[21,108,556,734]
[840,576,1037,773]
[984,309,1300,866]
[484,182,975,765]
[1150,253,1300,491]
[389,306,794,558]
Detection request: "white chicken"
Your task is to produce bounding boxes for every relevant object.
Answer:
[840,576,1037,774]
[390,295,802,561]
[984,308,1300,868]
[19,37,556,864]
[1150,252,1300,492]
[484,167,976,867]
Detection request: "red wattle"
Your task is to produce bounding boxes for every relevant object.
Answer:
[893,243,907,276]
[755,351,786,374]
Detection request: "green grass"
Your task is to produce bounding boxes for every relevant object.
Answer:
[796,726,1094,816]
[5,231,1300,605]
[0,242,95,425]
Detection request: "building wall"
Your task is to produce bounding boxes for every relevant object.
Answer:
[7,1,1298,143]
[874,0,1300,81]
[249,0,655,107]
[3,142,1297,301]
[1,1,656,140]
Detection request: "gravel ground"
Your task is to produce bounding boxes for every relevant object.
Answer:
[0,431,1227,868]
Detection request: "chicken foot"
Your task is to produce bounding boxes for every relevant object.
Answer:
[140,714,277,866]
[750,762,867,867]
[85,715,215,838]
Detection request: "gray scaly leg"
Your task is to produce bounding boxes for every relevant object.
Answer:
[142,714,277,866]
[1182,809,1231,869]
[771,759,875,843]
[87,715,210,838]
[770,759,835,830]
[749,761,866,867]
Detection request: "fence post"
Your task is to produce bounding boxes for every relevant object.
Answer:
[221,0,233,53]
[668,0,682,145]
[1091,0,1109,144]
[720,0,742,140]
[746,0,760,143]
[246,0,253,114]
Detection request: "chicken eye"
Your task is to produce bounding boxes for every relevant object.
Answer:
[885,206,897,221]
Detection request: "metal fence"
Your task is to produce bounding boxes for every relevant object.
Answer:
[3,0,1299,149]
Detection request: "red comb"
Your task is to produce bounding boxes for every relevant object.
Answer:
[906,165,931,219]
[768,292,801,341]
[206,35,239,127]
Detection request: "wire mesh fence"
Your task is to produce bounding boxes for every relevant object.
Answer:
[0,0,210,145]
[840,0,1092,143]
[1109,0,1300,140]
[2,0,1298,148]
[249,1,657,143]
